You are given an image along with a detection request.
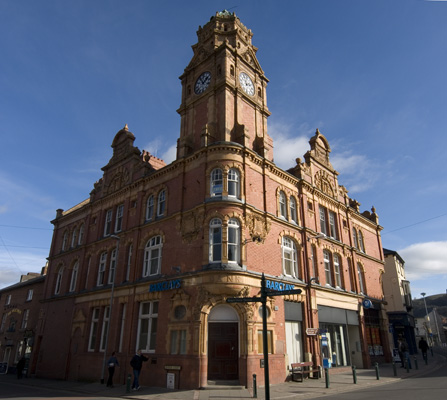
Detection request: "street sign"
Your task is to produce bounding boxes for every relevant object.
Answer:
[226,297,261,303]
[266,289,302,296]
[306,328,319,336]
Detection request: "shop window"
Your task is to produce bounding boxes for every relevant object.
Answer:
[209,218,222,263]
[88,308,100,351]
[170,329,187,354]
[210,168,223,197]
[69,261,79,292]
[282,237,299,279]
[137,301,158,352]
[143,236,163,277]
[97,252,107,286]
[55,266,65,294]
[290,196,298,223]
[146,195,154,221]
[257,330,273,354]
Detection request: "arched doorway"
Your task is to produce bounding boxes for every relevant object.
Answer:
[207,305,239,381]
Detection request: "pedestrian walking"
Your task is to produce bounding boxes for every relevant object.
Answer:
[418,337,429,361]
[16,357,26,379]
[106,352,119,388]
[399,337,411,369]
[130,350,148,390]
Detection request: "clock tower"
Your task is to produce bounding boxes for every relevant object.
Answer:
[177,10,273,160]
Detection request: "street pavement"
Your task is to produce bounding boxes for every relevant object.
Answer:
[1,351,446,400]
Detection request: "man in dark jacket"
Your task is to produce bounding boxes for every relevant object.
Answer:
[418,337,430,361]
[130,350,148,390]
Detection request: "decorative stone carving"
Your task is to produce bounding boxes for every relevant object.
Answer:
[178,209,205,243]
[246,213,271,243]
[314,170,335,198]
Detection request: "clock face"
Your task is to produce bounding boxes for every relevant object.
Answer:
[239,72,255,96]
[194,71,211,94]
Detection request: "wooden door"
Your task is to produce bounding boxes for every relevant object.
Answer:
[208,322,238,380]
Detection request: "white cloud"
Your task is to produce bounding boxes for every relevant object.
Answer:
[398,241,447,281]
[144,140,176,164]
[268,120,314,170]
[161,143,177,164]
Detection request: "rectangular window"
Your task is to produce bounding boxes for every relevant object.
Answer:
[324,251,332,286]
[100,306,110,352]
[21,309,29,329]
[137,301,158,352]
[104,209,113,236]
[119,304,127,353]
[88,308,100,351]
[257,330,273,354]
[328,211,337,239]
[334,255,342,288]
[319,206,327,235]
[97,252,107,286]
[170,329,187,354]
[5,295,11,305]
[108,248,117,284]
[115,204,124,232]
[26,289,33,301]
[0,313,6,331]
[126,244,132,281]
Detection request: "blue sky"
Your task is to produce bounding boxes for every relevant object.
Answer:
[1,0,446,298]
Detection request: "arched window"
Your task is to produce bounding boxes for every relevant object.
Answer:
[62,231,68,251]
[209,218,222,263]
[210,169,223,197]
[311,245,318,281]
[69,261,79,292]
[71,228,78,248]
[157,190,166,217]
[282,237,298,278]
[108,248,117,284]
[333,254,342,288]
[97,252,107,286]
[228,168,240,198]
[146,195,154,221]
[289,196,297,223]
[143,236,163,277]
[323,250,332,286]
[78,223,84,245]
[55,266,64,295]
[358,231,365,253]
[228,219,240,264]
[352,228,359,249]
[279,191,287,218]
[357,263,366,294]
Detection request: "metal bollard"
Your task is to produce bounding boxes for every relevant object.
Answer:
[325,368,329,388]
[414,356,418,370]
[252,374,257,398]
[392,361,397,377]
[374,362,380,380]
[352,365,357,384]
[126,374,131,393]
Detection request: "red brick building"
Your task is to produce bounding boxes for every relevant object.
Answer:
[0,270,46,375]
[34,11,390,389]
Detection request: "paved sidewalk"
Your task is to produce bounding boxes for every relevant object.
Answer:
[1,352,445,400]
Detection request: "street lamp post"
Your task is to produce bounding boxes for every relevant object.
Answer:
[420,293,431,345]
[100,235,120,384]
